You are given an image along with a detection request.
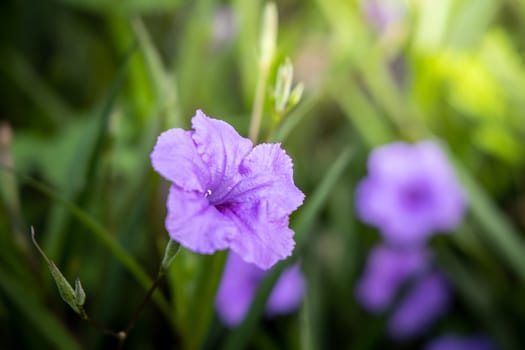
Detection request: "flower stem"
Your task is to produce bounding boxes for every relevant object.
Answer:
[122,270,166,336]
[248,2,277,143]
[248,64,270,143]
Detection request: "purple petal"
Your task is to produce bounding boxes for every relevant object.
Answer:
[165,185,236,254]
[224,143,304,219]
[215,252,265,327]
[150,128,209,192]
[216,252,305,327]
[191,110,253,201]
[224,201,295,270]
[355,244,430,312]
[388,272,450,339]
[267,264,305,315]
[425,334,498,350]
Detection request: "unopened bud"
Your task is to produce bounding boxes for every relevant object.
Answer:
[259,2,277,69]
[31,227,87,317]
[274,58,294,114]
[288,82,304,109]
[161,239,181,272]
[74,278,86,306]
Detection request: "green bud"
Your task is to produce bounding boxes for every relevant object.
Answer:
[74,278,86,306]
[31,227,87,317]
[48,261,81,314]
[259,2,277,69]
[161,239,181,272]
[274,58,294,114]
[288,82,304,109]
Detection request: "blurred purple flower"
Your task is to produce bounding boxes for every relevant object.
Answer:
[363,0,406,33]
[151,110,304,269]
[356,141,466,245]
[355,244,430,312]
[215,252,305,327]
[425,334,498,350]
[388,271,450,339]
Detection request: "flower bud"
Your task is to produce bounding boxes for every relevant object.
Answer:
[161,239,181,272]
[31,227,87,317]
[259,2,277,69]
[274,58,294,114]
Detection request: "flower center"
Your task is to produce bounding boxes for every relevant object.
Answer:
[204,189,213,198]
[399,180,433,212]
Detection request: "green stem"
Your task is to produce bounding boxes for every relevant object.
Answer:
[248,62,271,143]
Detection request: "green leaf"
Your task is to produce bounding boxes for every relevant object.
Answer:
[447,148,525,283]
[57,0,183,14]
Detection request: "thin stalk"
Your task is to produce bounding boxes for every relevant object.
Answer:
[248,64,271,143]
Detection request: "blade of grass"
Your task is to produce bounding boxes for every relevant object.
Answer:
[222,147,355,350]
[43,42,137,259]
[0,166,171,318]
[437,248,519,350]
[451,155,525,283]
[131,17,179,129]
[0,49,74,126]
[334,82,394,147]
[269,93,319,143]
[187,251,228,350]
[0,265,81,350]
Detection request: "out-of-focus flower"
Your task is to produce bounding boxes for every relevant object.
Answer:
[356,244,451,340]
[362,0,407,33]
[150,110,304,270]
[425,334,498,350]
[215,252,305,327]
[388,271,450,339]
[356,141,466,245]
[211,6,236,51]
[355,244,430,312]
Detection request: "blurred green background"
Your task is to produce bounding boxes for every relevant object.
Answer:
[1,0,525,349]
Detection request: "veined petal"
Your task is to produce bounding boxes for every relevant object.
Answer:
[151,128,209,192]
[224,201,295,270]
[191,110,253,200]
[165,185,236,254]
[224,143,304,219]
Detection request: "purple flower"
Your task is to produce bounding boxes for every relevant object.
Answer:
[363,0,406,33]
[355,244,430,312]
[151,110,304,269]
[356,244,451,339]
[425,335,498,350]
[356,141,466,245]
[388,271,450,339]
[215,252,305,327]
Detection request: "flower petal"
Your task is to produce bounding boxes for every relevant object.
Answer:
[267,264,305,315]
[150,128,209,192]
[215,252,264,327]
[388,272,450,339]
[165,185,237,254]
[355,244,430,312]
[191,110,253,201]
[223,143,304,219]
[224,201,295,270]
